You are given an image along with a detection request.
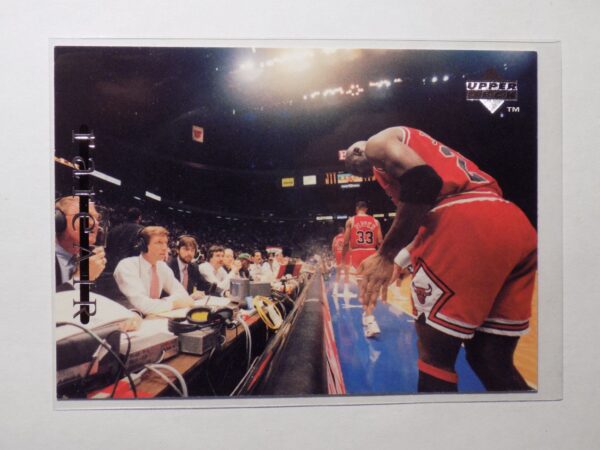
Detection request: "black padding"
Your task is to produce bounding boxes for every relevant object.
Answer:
[259,299,325,395]
[398,165,443,204]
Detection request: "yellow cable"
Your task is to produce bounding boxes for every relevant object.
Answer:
[252,296,283,330]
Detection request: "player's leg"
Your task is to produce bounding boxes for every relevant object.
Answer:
[356,250,381,337]
[334,255,342,293]
[464,332,530,391]
[415,316,463,391]
[466,248,537,391]
[407,199,535,390]
[343,263,350,286]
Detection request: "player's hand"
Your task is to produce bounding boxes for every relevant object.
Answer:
[389,264,409,286]
[73,246,106,282]
[357,253,394,307]
[172,297,194,310]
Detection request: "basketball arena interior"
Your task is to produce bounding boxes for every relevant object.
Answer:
[53,46,538,399]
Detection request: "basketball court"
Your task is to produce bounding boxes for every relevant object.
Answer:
[326,273,537,393]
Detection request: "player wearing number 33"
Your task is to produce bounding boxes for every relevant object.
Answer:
[344,126,537,392]
[341,201,383,337]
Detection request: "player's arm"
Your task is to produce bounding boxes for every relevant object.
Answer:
[341,218,352,262]
[366,128,442,262]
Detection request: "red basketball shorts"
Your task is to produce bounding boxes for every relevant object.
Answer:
[335,252,350,266]
[406,195,537,339]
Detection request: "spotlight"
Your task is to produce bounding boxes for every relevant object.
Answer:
[443,75,449,82]
[239,60,255,71]
[431,76,438,83]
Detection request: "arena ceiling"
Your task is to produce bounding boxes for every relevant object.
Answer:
[54,46,537,222]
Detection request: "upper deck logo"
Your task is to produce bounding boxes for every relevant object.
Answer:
[466,80,518,114]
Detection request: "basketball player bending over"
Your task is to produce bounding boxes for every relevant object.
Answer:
[345,126,537,392]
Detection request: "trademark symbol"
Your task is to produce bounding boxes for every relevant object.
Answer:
[507,106,520,113]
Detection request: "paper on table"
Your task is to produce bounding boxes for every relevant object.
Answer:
[55,291,137,341]
[196,296,231,308]
[152,296,231,319]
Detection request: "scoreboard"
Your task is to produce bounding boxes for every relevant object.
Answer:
[281,172,374,189]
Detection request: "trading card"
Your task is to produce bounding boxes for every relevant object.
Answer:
[52,40,561,408]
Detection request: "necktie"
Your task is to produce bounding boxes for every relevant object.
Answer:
[182,265,189,291]
[150,264,160,299]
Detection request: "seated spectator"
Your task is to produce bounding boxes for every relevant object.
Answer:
[235,253,252,280]
[198,245,232,293]
[249,250,274,282]
[114,226,194,315]
[222,248,239,277]
[55,196,106,291]
[167,235,225,297]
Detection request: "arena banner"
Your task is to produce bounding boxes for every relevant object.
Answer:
[51,39,562,409]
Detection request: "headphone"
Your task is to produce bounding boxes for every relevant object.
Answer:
[55,196,100,236]
[55,207,67,234]
[134,229,149,253]
[252,296,284,330]
[167,306,236,334]
[55,196,69,234]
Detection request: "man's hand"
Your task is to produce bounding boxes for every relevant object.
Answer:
[191,290,205,300]
[119,315,142,332]
[73,246,106,282]
[172,297,194,310]
[357,253,394,307]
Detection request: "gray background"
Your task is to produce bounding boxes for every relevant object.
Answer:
[0,0,597,448]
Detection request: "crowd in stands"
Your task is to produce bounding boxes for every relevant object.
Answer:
[55,197,337,314]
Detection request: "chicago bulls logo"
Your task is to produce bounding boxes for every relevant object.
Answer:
[412,282,432,305]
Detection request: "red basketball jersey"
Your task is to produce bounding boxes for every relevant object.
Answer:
[349,214,380,250]
[373,127,502,205]
[332,233,344,255]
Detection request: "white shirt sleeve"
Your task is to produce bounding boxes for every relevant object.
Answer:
[198,262,217,284]
[158,261,190,302]
[216,267,231,291]
[260,262,274,282]
[114,257,174,315]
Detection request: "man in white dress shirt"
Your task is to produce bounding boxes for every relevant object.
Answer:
[198,245,232,294]
[249,250,274,282]
[114,226,194,315]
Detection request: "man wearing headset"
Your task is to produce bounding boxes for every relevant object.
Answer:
[55,196,106,291]
[114,226,194,315]
[167,235,225,298]
[344,126,537,392]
